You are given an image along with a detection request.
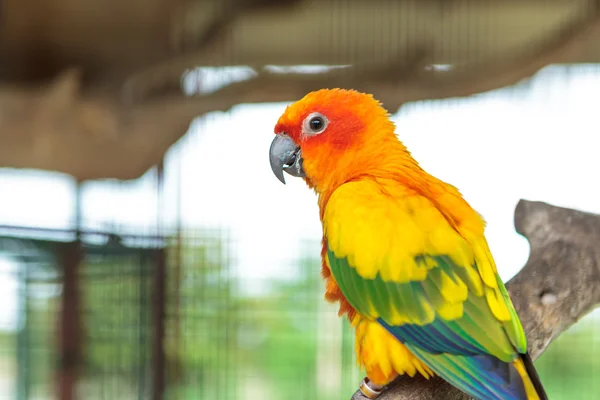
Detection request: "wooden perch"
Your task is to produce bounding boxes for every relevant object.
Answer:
[0,71,205,180]
[2,0,600,180]
[350,200,600,400]
[130,0,600,108]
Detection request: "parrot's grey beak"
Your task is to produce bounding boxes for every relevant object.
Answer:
[269,134,305,184]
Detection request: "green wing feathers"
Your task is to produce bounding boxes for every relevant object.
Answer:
[328,250,523,362]
[328,248,545,400]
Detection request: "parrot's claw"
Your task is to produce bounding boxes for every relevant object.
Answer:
[357,377,385,399]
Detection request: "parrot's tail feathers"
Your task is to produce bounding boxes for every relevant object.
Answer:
[407,345,545,400]
[513,353,548,400]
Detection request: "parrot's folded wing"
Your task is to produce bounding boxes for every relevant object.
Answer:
[323,179,541,400]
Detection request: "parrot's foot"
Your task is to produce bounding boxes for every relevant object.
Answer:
[357,377,385,399]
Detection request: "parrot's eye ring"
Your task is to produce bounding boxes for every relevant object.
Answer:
[303,112,328,135]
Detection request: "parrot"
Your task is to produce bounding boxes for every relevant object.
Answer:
[268,88,548,400]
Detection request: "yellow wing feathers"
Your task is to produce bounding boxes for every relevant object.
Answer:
[324,180,473,283]
[353,314,434,385]
[323,179,515,323]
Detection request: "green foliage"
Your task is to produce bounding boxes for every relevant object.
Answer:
[239,257,322,399]
[164,235,241,400]
[535,315,600,400]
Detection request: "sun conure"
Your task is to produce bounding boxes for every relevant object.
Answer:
[268,89,548,400]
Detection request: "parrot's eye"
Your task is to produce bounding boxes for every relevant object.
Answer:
[302,112,328,135]
[310,117,324,131]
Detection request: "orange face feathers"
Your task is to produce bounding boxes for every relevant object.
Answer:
[274,88,390,147]
[272,88,404,195]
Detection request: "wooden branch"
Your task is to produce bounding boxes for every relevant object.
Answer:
[3,1,600,180]
[351,200,600,400]
[128,0,600,112]
[122,0,303,101]
[0,70,204,180]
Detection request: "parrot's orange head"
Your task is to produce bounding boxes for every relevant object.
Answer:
[270,88,404,194]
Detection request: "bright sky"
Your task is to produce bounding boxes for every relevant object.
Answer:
[1,64,600,330]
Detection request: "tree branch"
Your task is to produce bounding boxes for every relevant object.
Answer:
[352,200,600,400]
[128,0,600,112]
[122,0,303,101]
[0,70,204,180]
[4,1,600,180]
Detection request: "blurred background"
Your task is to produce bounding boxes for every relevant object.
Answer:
[0,1,599,400]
